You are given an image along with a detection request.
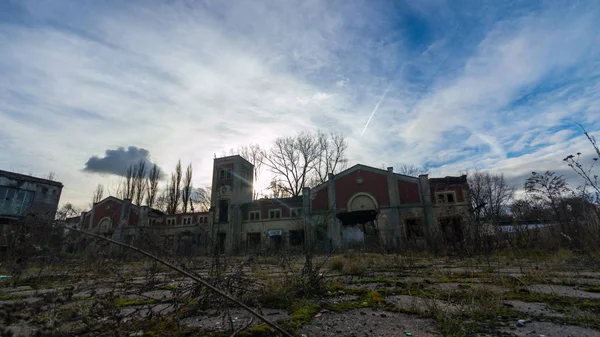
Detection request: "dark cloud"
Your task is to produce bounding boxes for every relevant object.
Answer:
[83,146,164,177]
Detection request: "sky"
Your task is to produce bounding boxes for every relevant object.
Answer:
[1,0,599,210]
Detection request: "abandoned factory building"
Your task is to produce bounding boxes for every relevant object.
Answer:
[78,155,471,254]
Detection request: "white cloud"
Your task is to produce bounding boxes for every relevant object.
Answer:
[0,0,599,209]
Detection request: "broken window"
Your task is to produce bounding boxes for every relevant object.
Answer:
[219,168,232,180]
[436,192,456,204]
[290,208,303,217]
[289,230,304,246]
[269,209,281,219]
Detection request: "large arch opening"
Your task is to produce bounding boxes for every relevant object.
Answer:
[336,193,381,251]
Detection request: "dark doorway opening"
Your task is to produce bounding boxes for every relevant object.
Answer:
[219,199,229,223]
[336,210,380,251]
[270,235,283,250]
[247,232,261,252]
[439,217,464,248]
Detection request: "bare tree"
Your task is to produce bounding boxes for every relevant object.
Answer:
[261,131,321,197]
[265,178,293,199]
[311,130,348,185]
[133,159,147,205]
[182,163,193,213]
[56,203,81,221]
[44,172,56,181]
[166,160,183,214]
[192,186,212,212]
[468,171,515,224]
[525,171,570,231]
[154,189,169,213]
[146,164,161,208]
[398,163,430,177]
[92,184,104,204]
[120,164,135,200]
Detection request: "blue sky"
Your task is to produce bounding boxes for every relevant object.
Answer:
[1,0,599,209]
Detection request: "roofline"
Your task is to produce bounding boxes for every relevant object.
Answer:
[310,163,421,193]
[0,169,64,188]
[214,154,254,167]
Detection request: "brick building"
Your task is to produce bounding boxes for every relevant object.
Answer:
[79,155,471,254]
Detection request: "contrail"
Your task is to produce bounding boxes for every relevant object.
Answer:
[360,84,391,137]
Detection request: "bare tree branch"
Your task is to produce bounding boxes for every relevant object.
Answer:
[146,164,161,208]
[61,225,294,337]
[92,184,104,204]
[398,163,429,177]
[182,163,193,213]
[133,159,147,205]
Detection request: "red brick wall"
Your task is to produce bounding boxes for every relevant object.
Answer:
[398,180,421,204]
[91,200,122,228]
[335,170,390,209]
[311,187,329,211]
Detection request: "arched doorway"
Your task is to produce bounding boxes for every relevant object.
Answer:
[336,193,381,251]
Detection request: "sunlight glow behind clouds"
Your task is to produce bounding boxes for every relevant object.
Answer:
[0,0,599,208]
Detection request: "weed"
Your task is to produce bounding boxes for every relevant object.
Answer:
[114,297,157,307]
[328,257,345,272]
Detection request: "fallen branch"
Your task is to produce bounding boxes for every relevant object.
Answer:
[62,225,294,337]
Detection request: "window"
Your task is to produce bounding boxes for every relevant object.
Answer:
[199,216,208,224]
[166,217,176,226]
[290,208,302,217]
[269,209,281,219]
[436,192,456,204]
[289,230,304,246]
[249,211,260,221]
[147,219,157,226]
[0,186,35,217]
[219,168,233,180]
[183,217,192,225]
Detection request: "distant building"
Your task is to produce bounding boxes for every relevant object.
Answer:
[0,170,63,222]
[79,155,471,255]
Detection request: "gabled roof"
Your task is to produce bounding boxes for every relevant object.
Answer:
[310,163,421,193]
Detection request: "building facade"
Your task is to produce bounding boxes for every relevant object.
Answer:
[0,170,63,222]
[79,155,472,254]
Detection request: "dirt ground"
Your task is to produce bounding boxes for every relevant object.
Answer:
[2,251,600,336]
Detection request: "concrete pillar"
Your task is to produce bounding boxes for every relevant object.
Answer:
[120,199,132,224]
[90,203,97,230]
[386,167,401,249]
[419,174,436,232]
[302,187,312,250]
[327,173,341,249]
